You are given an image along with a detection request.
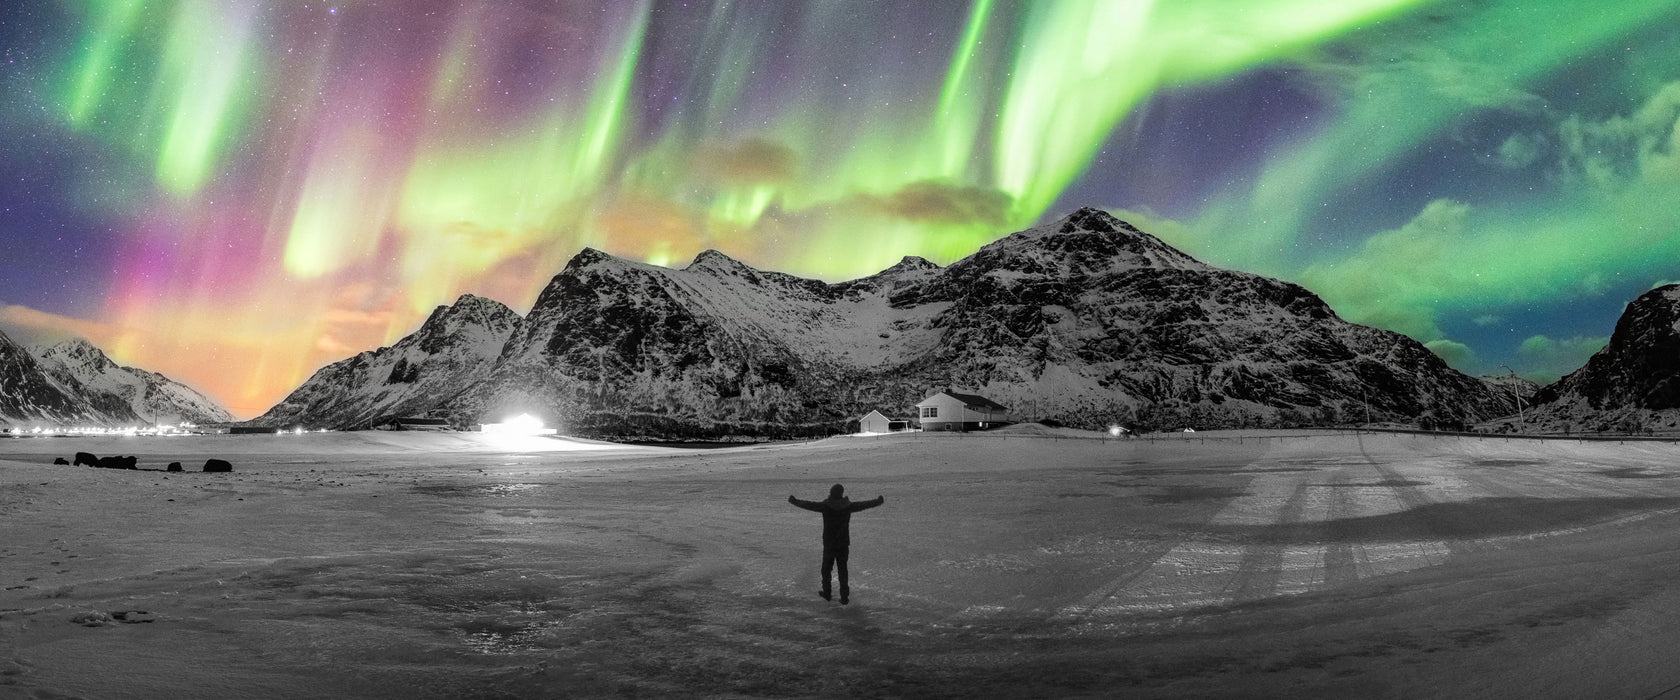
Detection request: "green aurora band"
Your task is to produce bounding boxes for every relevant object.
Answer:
[13,0,1680,413]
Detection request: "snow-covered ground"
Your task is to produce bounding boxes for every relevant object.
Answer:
[5,429,1680,697]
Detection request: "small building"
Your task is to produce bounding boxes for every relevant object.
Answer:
[382,417,454,431]
[915,391,1011,432]
[857,410,912,434]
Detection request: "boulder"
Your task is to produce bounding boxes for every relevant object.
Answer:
[74,451,98,467]
[166,462,182,472]
[110,610,155,624]
[95,455,138,470]
[53,457,69,465]
[69,611,112,627]
[203,458,232,473]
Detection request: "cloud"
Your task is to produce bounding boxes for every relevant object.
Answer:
[321,307,394,326]
[691,138,798,186]
[1497,133,1544,169]
[1298,199,1474,340]
[869,180,1014,227]
[1424,339,1476,370]
[313,334,358,354]
[1555,81,1680,191]
[1516,334,1608,383]
[1298,157,1680,345]
[594,195,707,267]
[0,304,118,347]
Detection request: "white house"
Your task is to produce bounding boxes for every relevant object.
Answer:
[857,410,911,434]
[915,391,1010,432]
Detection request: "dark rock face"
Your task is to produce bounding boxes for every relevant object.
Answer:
[74,451,97,466]
[1535,285,1680,409]
[1526,285,1680,431]
[166,462,182,472]
[203,458,232,473]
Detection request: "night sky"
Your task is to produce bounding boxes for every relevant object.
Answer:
[3,1,1680,418]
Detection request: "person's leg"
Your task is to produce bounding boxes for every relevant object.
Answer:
[819,549,835,600]
[836,549,850,604]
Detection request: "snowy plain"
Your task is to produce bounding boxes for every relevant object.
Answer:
[5,427,1680,697]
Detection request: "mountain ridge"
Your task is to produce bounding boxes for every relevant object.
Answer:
[0,331,234,428]
[252,206,1513,437]
[249,294,522,429]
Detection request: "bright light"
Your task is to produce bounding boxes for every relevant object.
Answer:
[481,413,556,436]
[1108,425,1123,437]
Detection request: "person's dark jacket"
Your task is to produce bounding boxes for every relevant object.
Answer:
[788,494,884,549]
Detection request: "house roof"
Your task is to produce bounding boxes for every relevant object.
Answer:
[918,391,1009,411]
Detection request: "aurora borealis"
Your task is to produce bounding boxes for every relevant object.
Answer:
[4,1,1680,418]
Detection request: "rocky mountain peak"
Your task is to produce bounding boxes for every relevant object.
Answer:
[886,255,939,273]
[687,249,750,273]
[37,338,115,368]
[954,206,1208,280]
[564,247,624,271]
[1059,206,1137,234]
[1,333,233,427]
[1651,283,1680,309]
[250,289,523,429]
[841,255,944,297]
[413,294,520,356]
[429,293,515,324]
[0,329,92,426]
[1531,284,1680,414]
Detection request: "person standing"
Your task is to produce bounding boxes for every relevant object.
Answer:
[788,484,884,604]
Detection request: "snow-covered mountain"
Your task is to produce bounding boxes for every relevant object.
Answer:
[252,206,1507,437]
[248,294,521,429]
[1523,284,1680,433]
[0,330,233,428]
[30,339,234,426]
[0,329,95,427]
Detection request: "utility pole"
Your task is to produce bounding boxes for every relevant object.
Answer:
[1499,365,1524,424]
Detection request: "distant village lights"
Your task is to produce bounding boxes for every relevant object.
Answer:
[3,423,204,437]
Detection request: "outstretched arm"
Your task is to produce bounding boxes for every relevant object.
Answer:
[788,495,823,512]
[850,496,885,512]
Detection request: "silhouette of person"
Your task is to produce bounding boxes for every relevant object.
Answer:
[789,484,884,604]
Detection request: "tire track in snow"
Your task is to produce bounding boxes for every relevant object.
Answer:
[1320,468,1359,588]
[1225,478,1312,604]
[1056,451,1315,621]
